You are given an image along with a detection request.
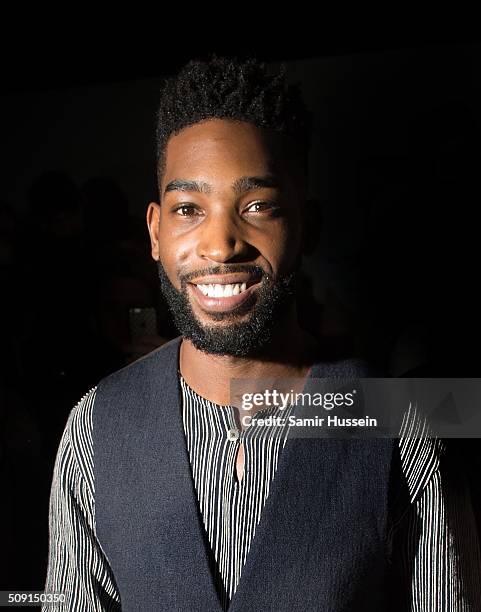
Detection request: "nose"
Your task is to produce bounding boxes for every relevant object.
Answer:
[196,210,251,263]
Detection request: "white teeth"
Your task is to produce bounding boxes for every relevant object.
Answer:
[196,282,248,298]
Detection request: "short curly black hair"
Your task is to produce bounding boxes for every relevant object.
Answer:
[154,54,312,189]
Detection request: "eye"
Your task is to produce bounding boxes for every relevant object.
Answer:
[244,201,279,214]
[173,203,201,217]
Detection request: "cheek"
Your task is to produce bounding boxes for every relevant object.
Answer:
[158,211,195,260]
[162,236,194,267]
[259,221,302,275]
[157,233,178,283]
[157,229,194,289]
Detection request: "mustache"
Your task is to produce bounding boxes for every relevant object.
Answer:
[178,264,267,287]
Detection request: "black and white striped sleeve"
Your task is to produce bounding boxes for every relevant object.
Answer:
[42,388,121,611]
[391,402,481,611]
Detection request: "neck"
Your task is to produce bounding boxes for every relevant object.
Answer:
[179,305,319,406]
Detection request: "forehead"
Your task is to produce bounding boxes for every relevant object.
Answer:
[162,119,286,189]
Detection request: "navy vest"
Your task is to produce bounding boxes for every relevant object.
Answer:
[93,336,401,611]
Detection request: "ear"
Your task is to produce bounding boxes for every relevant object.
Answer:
[146,202,161,261]
[301,197,322,256]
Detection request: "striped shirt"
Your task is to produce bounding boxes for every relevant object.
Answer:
[180,373,296,610]
[43,379,481,611]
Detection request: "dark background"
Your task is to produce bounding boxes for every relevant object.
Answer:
[1,28,481,595]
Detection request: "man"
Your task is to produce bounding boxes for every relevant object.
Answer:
[43,56,481,611]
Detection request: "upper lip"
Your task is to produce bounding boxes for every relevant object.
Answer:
[189,274,261,288]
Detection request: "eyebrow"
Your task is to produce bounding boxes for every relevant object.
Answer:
[232,175,281,194]
[163,175,280,197]
[164,179,212,195]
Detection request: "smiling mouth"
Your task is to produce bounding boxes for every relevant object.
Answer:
[195,282,249,298]
[188,279,262,314]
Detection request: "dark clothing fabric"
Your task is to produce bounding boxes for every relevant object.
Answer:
[43,336,481,611]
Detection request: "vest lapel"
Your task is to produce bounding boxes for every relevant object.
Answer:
[95,336,224,611]
[227,362,393,612]
[145,337,224,611]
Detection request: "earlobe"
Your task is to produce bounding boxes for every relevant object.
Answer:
[146,202,161,261]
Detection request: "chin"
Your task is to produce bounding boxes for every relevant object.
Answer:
[182,319,275,358]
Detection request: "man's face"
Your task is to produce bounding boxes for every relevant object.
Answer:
[147,118,306,356]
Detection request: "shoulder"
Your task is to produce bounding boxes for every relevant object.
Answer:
[87,336,183,441]
[311,355,382,378]
[54,386,97,498]
[67,385,97,439]
[307,335,385,378]
[398,402,446,503]
[96,335,182,395]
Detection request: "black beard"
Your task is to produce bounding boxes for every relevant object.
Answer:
[156,261,298,357]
